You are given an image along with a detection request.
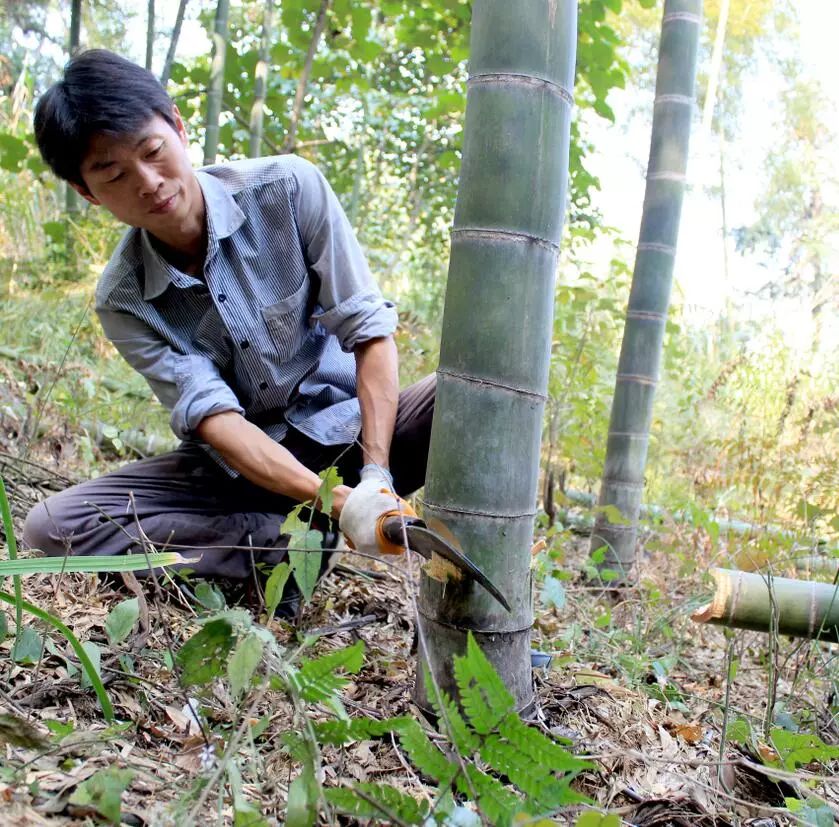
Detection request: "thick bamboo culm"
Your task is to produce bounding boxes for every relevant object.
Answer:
[692,568,839,642]
[415,0,577,714]
[590,0,701,582]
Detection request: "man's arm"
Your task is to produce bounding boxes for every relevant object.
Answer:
[98,307,352,514]
[196,413,351,515]
[354,336,399,470]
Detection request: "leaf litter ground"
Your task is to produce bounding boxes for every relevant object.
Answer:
[1,417,837,825]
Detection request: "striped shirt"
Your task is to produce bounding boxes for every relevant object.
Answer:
[95,155,397,473]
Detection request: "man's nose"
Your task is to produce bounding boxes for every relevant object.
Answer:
[137,163,164,197]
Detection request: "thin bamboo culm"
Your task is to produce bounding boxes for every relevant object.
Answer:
[415,0,577,713]
[590,0,701,582]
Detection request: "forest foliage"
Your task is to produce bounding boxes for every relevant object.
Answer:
[0,1,837,824]
[0,0,835,541]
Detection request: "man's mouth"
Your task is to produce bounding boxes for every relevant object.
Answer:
[150,193,176,214]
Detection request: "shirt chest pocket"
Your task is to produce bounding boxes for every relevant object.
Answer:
[261,278,311,361]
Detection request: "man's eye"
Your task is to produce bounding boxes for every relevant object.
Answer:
[147,142,164,158]
[106,172,125,183]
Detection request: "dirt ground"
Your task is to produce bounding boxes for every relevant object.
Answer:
[1,402,837,825]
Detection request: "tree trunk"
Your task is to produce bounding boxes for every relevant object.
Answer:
[414,0,577,715]
[203,0,230,166]
[160,0,189,86]
[145,0,155,71]
[589,0,701,583]
[249,0,274,158]
[69,0,82,57]
[692,568,839,642]
[281,0,331,154]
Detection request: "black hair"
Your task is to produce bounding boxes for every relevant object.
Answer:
[34,49,177,189]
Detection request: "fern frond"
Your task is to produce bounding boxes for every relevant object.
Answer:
[424,664,479,756]
[314,715,413,745]
[325,783,429,824]
[281,731,310,763]
[457,764,521,827]
[398,719,458,785]
[292,640,364,703]
[454,634,515,734]
[497,714,592,773]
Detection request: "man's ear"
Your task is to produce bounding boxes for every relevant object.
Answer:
[70,181,100,206]
[172,104,188,147]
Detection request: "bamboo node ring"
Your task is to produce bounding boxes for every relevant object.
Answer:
[654,94,694,106]
[638,242,676,255]
[663,12,701,25]
[616,373,658,387]
[626,310,666,321]
[467,72,574,107]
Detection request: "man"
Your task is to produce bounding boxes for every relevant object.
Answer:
[23,50,434,599]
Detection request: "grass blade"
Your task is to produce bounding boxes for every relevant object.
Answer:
[0,589,115,722]
[0,552,194,576]
[0,476,24,656]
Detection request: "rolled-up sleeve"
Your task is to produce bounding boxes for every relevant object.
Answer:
[97,307,244,440]
[291,156,398,352]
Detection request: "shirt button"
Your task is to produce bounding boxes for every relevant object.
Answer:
[218,293,227,303]
[240,340,250,349]
[259,381,269,390]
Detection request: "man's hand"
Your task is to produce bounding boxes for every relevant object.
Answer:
[338,465,415,555]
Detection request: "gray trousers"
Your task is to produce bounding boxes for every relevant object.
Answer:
[23,375,435,580]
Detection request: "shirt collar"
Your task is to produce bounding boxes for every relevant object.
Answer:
[140,170,246,300]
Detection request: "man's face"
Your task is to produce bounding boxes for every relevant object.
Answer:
[75,107,202,236]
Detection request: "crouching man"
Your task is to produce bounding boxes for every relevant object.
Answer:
[24,50,434,605]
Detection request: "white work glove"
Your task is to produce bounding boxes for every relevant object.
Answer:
[338,464,415,556]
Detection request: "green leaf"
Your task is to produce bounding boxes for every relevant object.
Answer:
[0,552,189,577]
[724,718,751,744]
[541,576,566,609]
[317,466,342,517]
[294,640,364,703]
[325,783,429,823]
[104,597,139,645]
[264,562,292,617]
[285,508,324,603]
[0,610,7,642]
[286,765,318,827]
[0,133,29,171]
[79,641,102,689]
[228,633,265,698]
[0,591,114,722]
[12,626,43,664]
[176,618,236,686]
[454,633,515,734]
[195,581,227,611]
[69,768,134,824]
[575,813,621,827]
[397,718,456,784]
[424,663,478,755]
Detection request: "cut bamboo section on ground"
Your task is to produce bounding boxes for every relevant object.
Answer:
[692,568,839,642]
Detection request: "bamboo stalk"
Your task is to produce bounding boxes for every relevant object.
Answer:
[590,0,701,583]
[281,0,331,154]
[415,0,577,714]
[160,0,189,86]
[249,0,274,159]
[203,0,230,166]
[692,568,839,642]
